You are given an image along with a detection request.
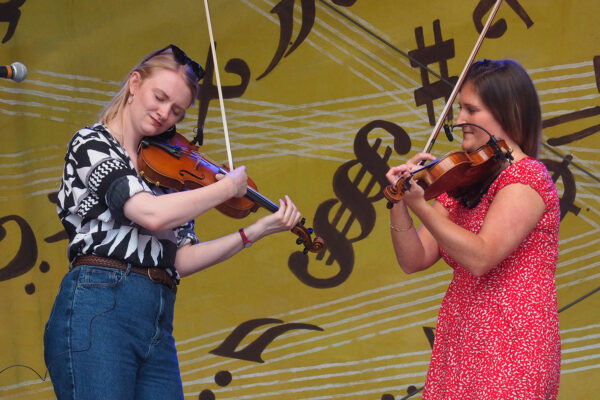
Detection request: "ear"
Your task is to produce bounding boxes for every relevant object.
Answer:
[128,71,142,96]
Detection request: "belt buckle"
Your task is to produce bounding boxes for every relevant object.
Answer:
[147,267,176,293]
[146,268,162,283]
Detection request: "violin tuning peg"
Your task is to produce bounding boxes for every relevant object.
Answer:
[303,247,309,255]
[296,238,304,245]
[308,227,313,234]
[299,217,306,226]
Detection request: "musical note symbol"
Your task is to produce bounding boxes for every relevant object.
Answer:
[199,370,233,400]
[257,0,358,80]
[543,56,600,146]
[541,156,581,220]
[195,45,250,145]
[408,19,458,126]
[473,0,533,38]
[210,318,323,363]
[0,0,26,43]
[0,214,48,294]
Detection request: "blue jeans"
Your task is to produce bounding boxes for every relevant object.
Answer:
[44,264,182,400]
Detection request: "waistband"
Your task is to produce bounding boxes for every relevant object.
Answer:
[71,255,177,294]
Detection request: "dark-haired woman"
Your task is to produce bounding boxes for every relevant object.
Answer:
[386,59,561,399]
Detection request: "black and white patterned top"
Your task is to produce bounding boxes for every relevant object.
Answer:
[57,123,199,280]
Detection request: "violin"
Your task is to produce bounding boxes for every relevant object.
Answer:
[383,136,513,208]
[137,129,325,254]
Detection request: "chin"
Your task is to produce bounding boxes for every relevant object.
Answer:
[461,140,474,152]
[144,125,164,136]
[463,138,488,153]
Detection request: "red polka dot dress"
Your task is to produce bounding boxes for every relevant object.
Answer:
[423,157,561,399]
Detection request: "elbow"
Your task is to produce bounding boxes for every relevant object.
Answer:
[125,206,166,231]
[400,266,421,274]
[396,259,428,274]
[126,211,166,231]
[123,193,172,231]
[138,216,167,232]
[393,248,433,274]
[463,260,496,277]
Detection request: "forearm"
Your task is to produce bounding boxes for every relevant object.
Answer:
[174,220,268,277]
[409,200,493,276]
[174,232,243,277]
[124,177,237,231]
[389,201,438,273]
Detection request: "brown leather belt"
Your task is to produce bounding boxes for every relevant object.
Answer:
[71,255,177,294]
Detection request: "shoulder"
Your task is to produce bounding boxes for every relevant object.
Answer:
[498,157,551,186]
[494,157,558,205]
[66,123,123,162]
[69,123,111,148]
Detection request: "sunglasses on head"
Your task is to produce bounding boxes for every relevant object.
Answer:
[144,44,205,81]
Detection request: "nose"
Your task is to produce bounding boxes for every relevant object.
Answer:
[156,104,170,122]
[456,107,467,124]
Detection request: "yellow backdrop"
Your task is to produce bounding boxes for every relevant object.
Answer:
[1,1,598,399]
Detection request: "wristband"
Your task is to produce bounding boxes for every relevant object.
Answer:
[239,228,252,248]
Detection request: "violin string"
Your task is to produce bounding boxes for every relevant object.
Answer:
[163,143,284,209]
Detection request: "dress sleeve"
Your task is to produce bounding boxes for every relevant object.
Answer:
[492,158,556,205]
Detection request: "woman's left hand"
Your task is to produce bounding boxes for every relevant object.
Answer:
[386,152,436,207]
[255,195,301,237]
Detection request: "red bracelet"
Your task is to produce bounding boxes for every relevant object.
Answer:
[238,228,252,248]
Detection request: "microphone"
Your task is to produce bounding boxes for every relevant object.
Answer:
[443,124,454,142]
[0,62,27,82]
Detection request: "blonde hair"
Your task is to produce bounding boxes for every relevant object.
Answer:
[99,47,199,125]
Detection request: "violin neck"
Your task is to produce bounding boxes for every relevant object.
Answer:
[215,165,279,213]
[245,186,279,213]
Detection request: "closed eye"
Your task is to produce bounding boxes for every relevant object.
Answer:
[172,107,184,118]
[458,104,477,114]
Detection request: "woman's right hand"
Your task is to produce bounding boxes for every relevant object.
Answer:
[386,152,436,184]
[216,166,248,198]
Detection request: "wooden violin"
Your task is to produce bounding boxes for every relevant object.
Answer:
[383,136,513,207]
[137,130,325,254]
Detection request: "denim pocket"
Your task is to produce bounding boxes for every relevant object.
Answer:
[69,266,125,351]
[77,265,123,287]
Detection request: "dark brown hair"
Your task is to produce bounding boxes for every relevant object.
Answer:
[465,59,541,158]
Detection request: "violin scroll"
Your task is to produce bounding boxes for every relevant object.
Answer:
[383,177,411,208]
[292,218,325,254]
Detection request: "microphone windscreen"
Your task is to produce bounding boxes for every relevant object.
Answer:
[444,124,454,142]
[11,62,27,82]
